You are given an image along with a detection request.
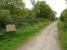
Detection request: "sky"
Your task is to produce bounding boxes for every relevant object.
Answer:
[24,0,67,17]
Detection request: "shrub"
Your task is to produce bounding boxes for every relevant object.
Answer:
[0,10,14,28]
[60,9,67,27]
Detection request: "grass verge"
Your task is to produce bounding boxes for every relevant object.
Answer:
[0,21,51,50]
[58,21,67,50]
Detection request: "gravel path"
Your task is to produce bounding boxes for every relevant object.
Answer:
[17,21,61,50]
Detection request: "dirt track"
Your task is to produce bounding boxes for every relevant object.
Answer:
[17,21,61,50]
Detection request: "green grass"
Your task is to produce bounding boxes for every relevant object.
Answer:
[0,21,51,50]
[58,21,67,50]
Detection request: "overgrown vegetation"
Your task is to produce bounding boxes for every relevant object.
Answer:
[0,21,50,50]
[60,9,67,27]
[32,1,55,20]
[0,0,55,28]
[58,8,67,50]
[58,21,67,50]
[0,0,56,50]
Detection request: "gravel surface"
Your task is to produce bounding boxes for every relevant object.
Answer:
[17,21,61,50]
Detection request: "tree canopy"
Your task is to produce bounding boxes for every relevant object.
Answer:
[60,8,67,27]
[32,1,55,20]
[0,0,56,28]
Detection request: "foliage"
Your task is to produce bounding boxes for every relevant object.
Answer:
[60,9,67,27]
[32,1,55,20]
[0,0,25,27]
[0,0,56,27]
[0,10,14,28]
[0,21,50,50]
[0,0,56,50]
[58,21,67,50]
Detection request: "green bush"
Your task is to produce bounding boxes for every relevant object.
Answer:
[32,1,55,20]
[60,9,67,27]
[12,15,38,27]
[58,21,67,50]
[0,10,14,28]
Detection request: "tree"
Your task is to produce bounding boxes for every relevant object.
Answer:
[0,10,14,28]
[0,0,24,8]
[60,8,67,27]
[0,0,25,27]
[32,1,55,20]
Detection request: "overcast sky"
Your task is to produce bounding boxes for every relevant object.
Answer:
[24,0,67,17]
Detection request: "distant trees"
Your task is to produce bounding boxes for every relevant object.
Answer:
[0,0,25,27]
[0,10,14,28]
[32,1,55,20]
[0,0,56,28]
[60,8,67,27]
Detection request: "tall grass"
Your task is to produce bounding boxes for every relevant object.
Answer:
[0,21,50,50]
[58,21,67,50]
